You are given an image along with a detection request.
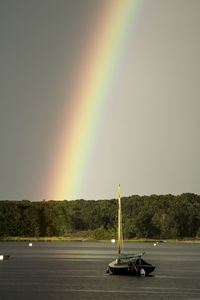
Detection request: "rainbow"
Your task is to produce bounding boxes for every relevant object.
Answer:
[45,0,142,200]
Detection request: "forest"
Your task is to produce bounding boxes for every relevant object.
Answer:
[0,193,200,240]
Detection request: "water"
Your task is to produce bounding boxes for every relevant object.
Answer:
[0,241,200,299]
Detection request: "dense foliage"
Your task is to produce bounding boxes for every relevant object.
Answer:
[0,193,200,239]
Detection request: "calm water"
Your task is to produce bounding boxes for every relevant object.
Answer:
[0,241,200,299]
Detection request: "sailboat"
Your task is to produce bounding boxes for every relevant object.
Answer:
[107,184,155,276]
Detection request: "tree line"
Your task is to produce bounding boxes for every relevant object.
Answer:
[0,193,200,239]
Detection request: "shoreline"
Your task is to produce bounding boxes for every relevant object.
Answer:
[0,236,200,243]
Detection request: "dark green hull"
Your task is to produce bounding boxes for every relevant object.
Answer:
[108,260,155,276]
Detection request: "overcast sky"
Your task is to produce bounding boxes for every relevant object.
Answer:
[0,0,200,201]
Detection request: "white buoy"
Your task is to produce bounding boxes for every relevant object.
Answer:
[111,239,115,243]
[140,268,146,276]
[0,255,4,260]
[154,242,159,246]
[29,243,32,247]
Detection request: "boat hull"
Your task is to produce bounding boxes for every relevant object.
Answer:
[108,260,155,276]
[0,254,10,260]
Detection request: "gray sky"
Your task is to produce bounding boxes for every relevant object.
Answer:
[0,0,200,201]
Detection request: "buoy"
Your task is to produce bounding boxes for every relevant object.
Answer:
[111,239,115,243]
[140,268,146,276]
[29,243,32,247]
[0,255,4,260]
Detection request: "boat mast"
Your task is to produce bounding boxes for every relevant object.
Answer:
[118,184,121,254]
